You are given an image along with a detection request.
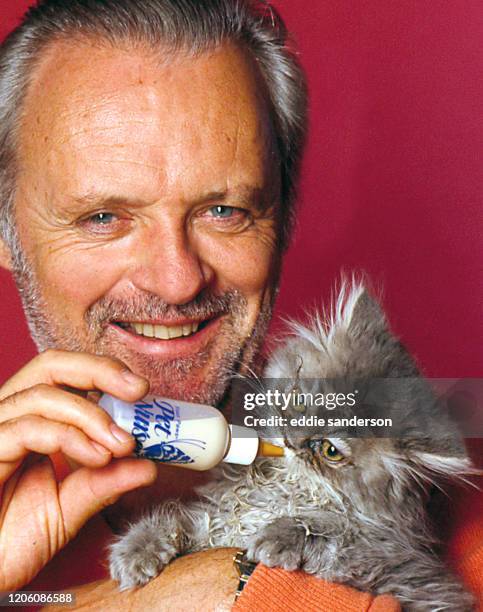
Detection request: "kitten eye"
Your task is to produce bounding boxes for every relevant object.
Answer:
[321,439,345,462]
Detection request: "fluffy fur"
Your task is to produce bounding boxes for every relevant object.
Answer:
[109,282,475,611]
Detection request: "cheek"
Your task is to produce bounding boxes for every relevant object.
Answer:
[34,246,125,316]
[200,234,277,298]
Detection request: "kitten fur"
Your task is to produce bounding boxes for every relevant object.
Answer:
[109,282,475,611]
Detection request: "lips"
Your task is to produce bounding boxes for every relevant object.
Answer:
[108,313,225,360]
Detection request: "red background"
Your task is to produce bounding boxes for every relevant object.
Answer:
[0,0,482,383]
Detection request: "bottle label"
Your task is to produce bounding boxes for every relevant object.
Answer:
[131,398,206,464]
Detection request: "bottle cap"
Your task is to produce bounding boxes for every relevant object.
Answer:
[223,425,259,465]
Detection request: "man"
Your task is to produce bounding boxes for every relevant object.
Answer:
[0,0,309,604]
[0,1,479,610]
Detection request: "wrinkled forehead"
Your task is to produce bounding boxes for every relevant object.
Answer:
[16,37,280,208]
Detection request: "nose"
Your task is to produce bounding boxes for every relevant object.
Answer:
[130,220,214,305]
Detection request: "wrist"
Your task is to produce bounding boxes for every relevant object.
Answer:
[233,550,258,603]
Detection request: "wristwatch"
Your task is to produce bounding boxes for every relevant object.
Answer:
[233,549,258,601]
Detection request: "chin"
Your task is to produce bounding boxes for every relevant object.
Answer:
[122,355,232,406]
[146,384,218,405]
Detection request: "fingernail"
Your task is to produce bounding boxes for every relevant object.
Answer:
[90,440,111,455]
[120,369,144,386]
[110,423,133,444]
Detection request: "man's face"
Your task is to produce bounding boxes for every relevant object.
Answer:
[7,40,281,403]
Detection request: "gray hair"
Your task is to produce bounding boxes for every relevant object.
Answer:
[0,0,307,256]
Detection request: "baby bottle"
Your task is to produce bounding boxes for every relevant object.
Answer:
[99,394,283,471]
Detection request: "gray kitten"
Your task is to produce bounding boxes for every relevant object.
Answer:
[109,283,475,611]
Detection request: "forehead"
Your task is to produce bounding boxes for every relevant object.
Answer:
[17,38,277,206]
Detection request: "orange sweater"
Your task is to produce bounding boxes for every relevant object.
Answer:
[234,567,402,612]
[17,440,483,612]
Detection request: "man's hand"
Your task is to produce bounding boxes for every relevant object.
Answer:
[0,350,158,592]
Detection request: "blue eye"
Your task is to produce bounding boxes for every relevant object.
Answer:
[210,205,235,218]
[90,212,116,224]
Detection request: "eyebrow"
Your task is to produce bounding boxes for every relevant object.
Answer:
[71,194,150,212]
[66,185,269,213]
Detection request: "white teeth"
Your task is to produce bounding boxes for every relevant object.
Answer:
[129,321,201,340]
[143,323,154,338]
[154,325,169,340]
[168,325,183,339]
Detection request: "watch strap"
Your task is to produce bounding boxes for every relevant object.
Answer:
[233,549,257,601]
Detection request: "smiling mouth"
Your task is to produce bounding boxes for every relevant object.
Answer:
[113,319,211,340]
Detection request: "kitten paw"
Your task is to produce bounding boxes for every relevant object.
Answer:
[246,517,306,571]
[109,528,178,590]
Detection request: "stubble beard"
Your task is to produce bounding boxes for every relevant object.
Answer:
[10,245,275,406]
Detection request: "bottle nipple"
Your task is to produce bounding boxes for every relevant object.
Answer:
[257,440,285,457]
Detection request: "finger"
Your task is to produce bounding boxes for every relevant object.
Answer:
[0,415,115,482]
[59,458,157,541]
[0,454,58,535]
[0,455,36,522]
[0,350,148,402]
[0,456,62,589]
[0,385,134,456]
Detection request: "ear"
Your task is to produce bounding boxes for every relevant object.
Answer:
[264,332,318,378]
[0,237,12,271]
[414,451,474,478]
[347,288,389,338]
[342,286,421,377]
[402,437,475,481]
[412,449,476,484]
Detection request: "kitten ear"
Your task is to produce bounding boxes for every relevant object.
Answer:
[403,437,475,481]
[264,333,320,378]
[346,288,389,338]
[340,286,421,378]
[415,451,473,479]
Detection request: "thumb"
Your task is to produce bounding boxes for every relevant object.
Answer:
[59,458,157,540]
